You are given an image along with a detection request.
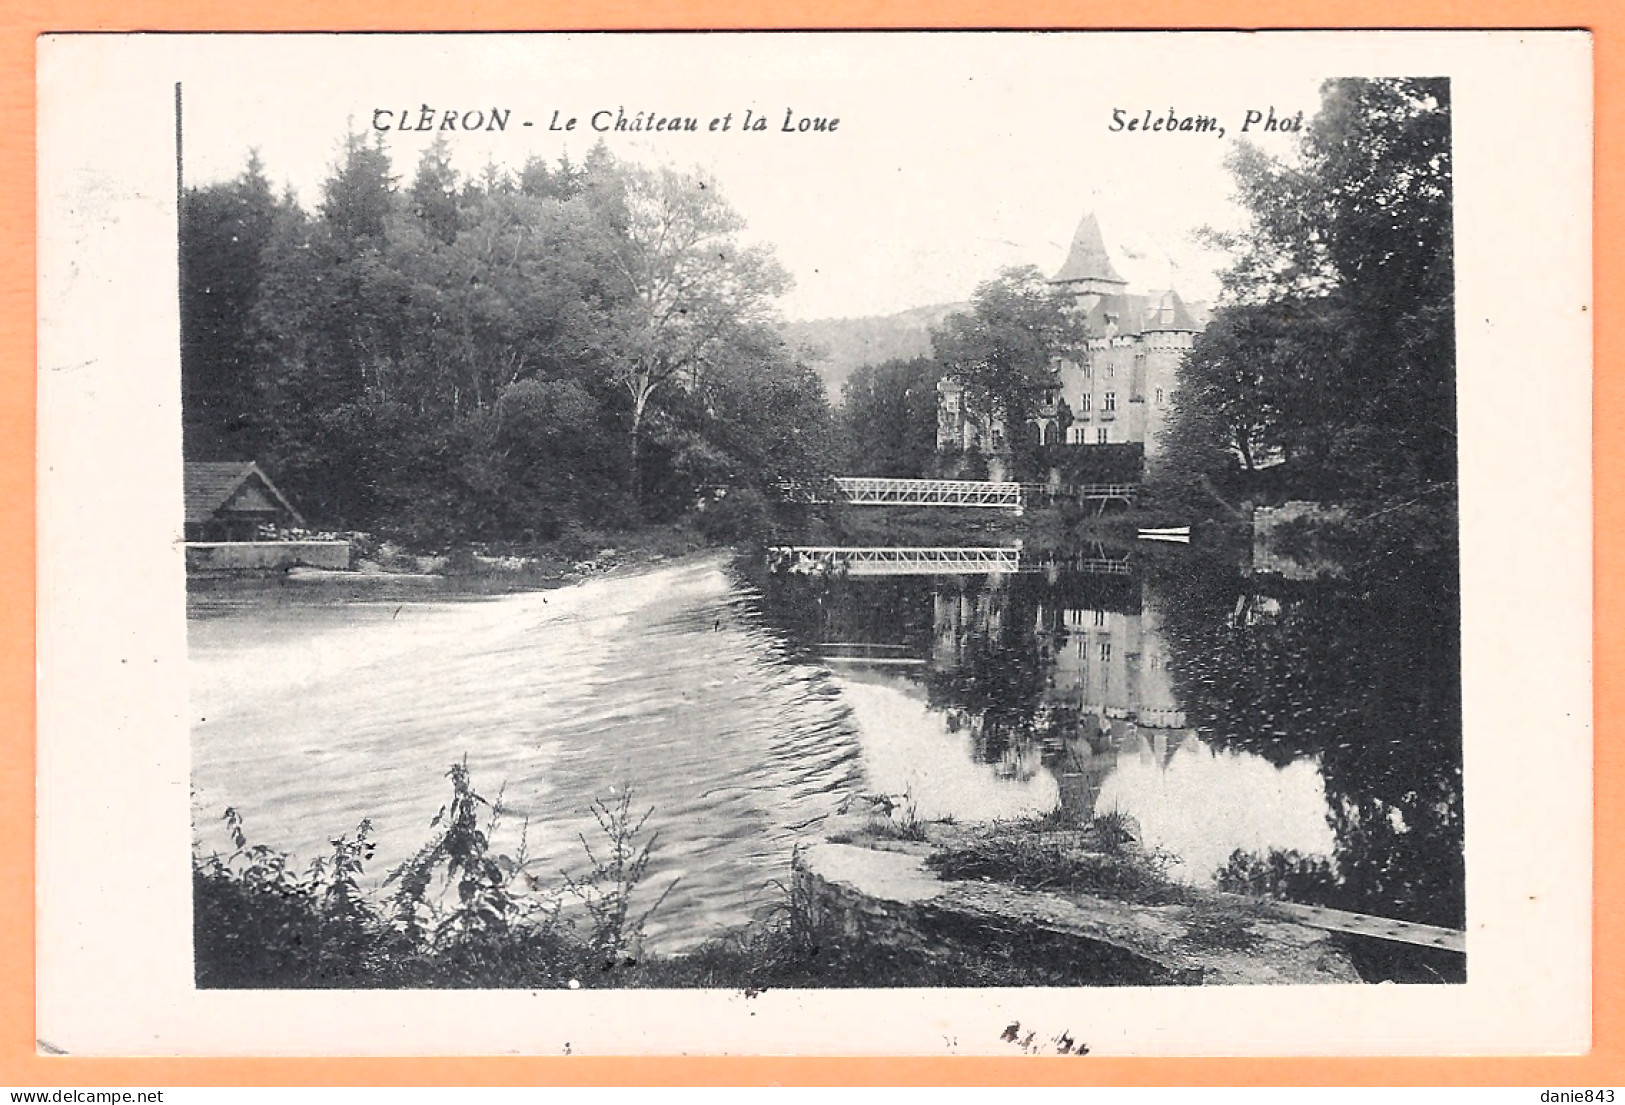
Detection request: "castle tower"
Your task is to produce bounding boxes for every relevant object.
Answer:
[933,208,1208,462]
[1051,212,1129,310]
[1137,288,1201,460]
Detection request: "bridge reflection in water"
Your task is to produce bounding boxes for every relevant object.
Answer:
[766,545,1132,577]
[761,548,1215,840]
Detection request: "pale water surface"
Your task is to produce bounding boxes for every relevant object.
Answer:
[191,556,859,951]
[192,543,1455,949]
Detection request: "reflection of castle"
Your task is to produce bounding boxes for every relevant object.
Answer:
[927,574,1197,822]
[935,212,1208,472]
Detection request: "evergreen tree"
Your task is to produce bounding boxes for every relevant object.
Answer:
[180,151,278,459]
[408,136,461,245]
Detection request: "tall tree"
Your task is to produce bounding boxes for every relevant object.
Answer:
[584,157,791,505]
[180,151,279,459]
[837,356,945,478]
[1175,78,1454,499]
[931,266,1087,479]
[408,135,461,245]
[319,129,397,248]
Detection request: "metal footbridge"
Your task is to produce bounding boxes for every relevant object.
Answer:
[811,477,1137,511]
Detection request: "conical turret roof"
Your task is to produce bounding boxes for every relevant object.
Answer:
[1052,212,1127,287]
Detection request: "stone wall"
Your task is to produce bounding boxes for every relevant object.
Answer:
[185,541,351,572]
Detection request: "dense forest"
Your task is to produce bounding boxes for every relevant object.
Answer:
[182,135,836,547]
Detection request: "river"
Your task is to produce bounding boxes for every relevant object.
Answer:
[190,532,1464,954]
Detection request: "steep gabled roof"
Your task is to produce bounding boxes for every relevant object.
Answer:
[184,461,305,527]
[1074,289,1203,338]
[1052,212,1127,287]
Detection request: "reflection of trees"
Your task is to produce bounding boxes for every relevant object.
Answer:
[1148,518,1463,929]
[925,621,1047,764]
[733,564,937,659]
[923,574,1139,765]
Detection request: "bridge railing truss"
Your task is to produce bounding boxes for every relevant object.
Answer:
[830,477,1024,508]
[767,546,1136,578]
[811,477,1138,509]
[766,546,1023,576]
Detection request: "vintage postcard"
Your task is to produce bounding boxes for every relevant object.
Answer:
[35,30,1591,1056]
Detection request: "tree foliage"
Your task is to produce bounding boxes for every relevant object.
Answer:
[834,356,945,478]
[931,266,1088,478]
[583,162,792,498]
[180,138,827,545]
[1165,78,1455,501]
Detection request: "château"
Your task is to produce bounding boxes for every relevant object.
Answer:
[936,212,1208,477]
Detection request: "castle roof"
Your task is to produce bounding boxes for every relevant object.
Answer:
[1077,288,1202,337]
[1052,212,1127,287]
[1139,288,1200,332]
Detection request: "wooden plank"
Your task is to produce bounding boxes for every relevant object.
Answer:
[1260,900,1466,954]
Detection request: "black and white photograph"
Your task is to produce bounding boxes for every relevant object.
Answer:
[35,31,1591,1056]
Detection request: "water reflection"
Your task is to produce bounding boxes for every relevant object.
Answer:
[749,533,1462,931]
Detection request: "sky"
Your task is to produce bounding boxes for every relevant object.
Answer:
[168,33,1346,320]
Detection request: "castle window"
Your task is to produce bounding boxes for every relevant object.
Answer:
[1093,610,1106,627]
[1104,392,1117,412]
[1081,394,1091,413]
[1106,364,1116,379]
[1099,641,1112,664]
[1069,426,1087,445]
[1096,427,1109,445]
[1155,387,1165,405]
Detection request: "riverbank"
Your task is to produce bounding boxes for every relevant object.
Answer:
[186,521,717,604]
[193,762,1373,989]
[192,763,1173,989]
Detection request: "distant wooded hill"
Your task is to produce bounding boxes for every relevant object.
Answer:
[780,302,963,403]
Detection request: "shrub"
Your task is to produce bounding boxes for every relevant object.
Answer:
[193,810,383,988]
[690,487,771,545]
[193,764,664,988]
[924,811,1181,905]
[563,791,680,965]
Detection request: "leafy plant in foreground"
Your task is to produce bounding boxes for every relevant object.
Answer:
[563,789,680,965]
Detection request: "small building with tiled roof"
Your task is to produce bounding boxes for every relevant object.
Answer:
[184,461,305,542]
